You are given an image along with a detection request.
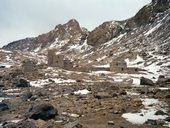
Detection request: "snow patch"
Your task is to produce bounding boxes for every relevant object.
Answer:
[97,56,107,62]
[30,78,76,87]
[34,45,42,52]
[144,23,162,36]
[92,71,111,74]
[142,98,159,106]
[30,79,50,87]
[126,91,140,96]
[125,55,144,68]
[93,64,110,68]
[132,78,140,85]
[158,87,170,90]
[3,89,20,93]
[122,98,168,125]
[74,89,90,95]
[62,112,80,118]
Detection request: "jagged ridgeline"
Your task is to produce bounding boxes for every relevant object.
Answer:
[3,0,170,53]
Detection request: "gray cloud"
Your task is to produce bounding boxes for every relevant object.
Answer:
[0,0,151,47]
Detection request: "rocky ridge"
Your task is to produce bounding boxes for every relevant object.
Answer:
[3,19,88,52]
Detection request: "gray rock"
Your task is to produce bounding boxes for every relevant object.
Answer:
[145,119,157,125]
[0,102,9,112]
[155,110,167,115]
[21,91,33,101]
[165,117,170,122]
[140,77,154,86]
[14,79,30,88]
[28,103,58,120]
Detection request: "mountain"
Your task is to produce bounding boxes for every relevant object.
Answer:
[3,19,89,52]
[126,0,170,28]
[87,0,170,47]
[2,0,170,77]
[3,0,170,53]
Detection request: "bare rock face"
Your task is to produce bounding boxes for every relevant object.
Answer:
[35,19,87,48]
[126,0,170,28]
[87,21,123,46]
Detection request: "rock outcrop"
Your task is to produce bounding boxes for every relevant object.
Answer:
[140,77,155,86]
[14,79,30,88]
[126,0,170,28]
[87,21,123,46]
[0,102,9,112]
[28,103,58,120]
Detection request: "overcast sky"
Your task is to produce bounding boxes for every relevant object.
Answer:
[0,0,151,47]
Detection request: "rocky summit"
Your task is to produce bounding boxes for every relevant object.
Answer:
[1,0,170,128]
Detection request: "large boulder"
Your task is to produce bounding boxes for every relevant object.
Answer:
[155,110,167,115]
[0,75,3,80]
[28,103,58,120]
[21,91,33,101]
[156,75,170,85]
[0,102,9,112]
[14,79,30,88]
[140,77,154,86]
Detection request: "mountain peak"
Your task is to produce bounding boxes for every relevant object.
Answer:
[54,19,80,31]
[3,19,88,51]
[64,19,81,31]
[152,0,170,12]
[152,0,170,5]
[125,0,170,28]
[67,19,79,24]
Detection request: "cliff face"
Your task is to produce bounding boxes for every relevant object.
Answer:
[86,21,123,46]
[125,0,170,28]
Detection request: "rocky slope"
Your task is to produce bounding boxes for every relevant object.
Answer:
[87,21,124,46]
